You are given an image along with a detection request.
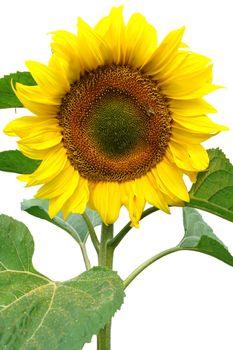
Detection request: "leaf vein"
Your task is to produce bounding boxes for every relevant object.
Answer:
[192,168,233,194]
[207,185,233,206]
[6,229,27,271]
[0,269,51,282]
[0,282,54,313]
[24,284,56,345]
[0,260,8,270]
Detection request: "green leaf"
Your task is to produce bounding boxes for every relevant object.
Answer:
[179,207,233,266]
[187,148,233,222]
[0,150,40,174]
[0,215,124,350]
[0,71,36,109]
[21,198,102,244]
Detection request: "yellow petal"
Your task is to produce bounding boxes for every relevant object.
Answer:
[16,83,60,103]
[26,61,69,96]
[127,194,145,228]
[186,144,209,171]
[119,180,146,227]
[50,30,81,84]
[62,176,89,218]
[18,130,62,150]
[17,174,31,183]
[77,18,110,72]
[169,98,217,116]
[125,13,157,67]
[162,193,184,207]
[91,181,121,224]
[49,53,75,87]
[20,145,67,186]
[169,141,197,171]
[172,114,229,133]
[4,116,60,138]
[48,169,79,218]
[50,30,79,64]
[18,143,53,160]
[15,83,59,115]
[160,52,211,84]
[162,80,220,100]
[99,7,125,65]
[153,158,189,202]
[160,61,214,97]
[169,141,209,171]
[95,10,111,36]
[35,163,75,199]
[135,175,170,213]
[153,50,189,80]
[144,26,185,76]
[171,123,214,144]
[119,181,134,206]
[183,170,198,183]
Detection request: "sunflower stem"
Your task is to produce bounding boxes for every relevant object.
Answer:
[97,223,114,350]
[124,246,182,289]
[82,213,100,254]
[79,243,91,270]
[109,206,159,250]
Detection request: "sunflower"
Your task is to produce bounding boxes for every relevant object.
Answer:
[4,7,227,227]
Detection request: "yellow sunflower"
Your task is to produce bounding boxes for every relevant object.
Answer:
[4,7,227,227]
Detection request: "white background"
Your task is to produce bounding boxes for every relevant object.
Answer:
[1,0,233,349]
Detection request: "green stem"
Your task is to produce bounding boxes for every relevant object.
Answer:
[80,243,91,270]
[97,223,114,350]
[82,213,100,254]
[124,246,182,289]
[54,216,92,270]
[98,223,114,268]
[97,323,111,350]
[109,206,159,249]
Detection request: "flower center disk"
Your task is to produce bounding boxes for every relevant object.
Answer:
[58,65,172,182]
[88,90,147,157]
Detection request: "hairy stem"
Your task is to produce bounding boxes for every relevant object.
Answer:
[109,206,159,249]
[80,243,91,270]
[98,223,114,267]
[82,212,100,254]
[97,223,114,350]
[124,246,182,289]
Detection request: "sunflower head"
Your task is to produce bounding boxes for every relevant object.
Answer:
[5,7,228,227]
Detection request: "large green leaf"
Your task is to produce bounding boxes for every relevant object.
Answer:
[21,198,102,243]
[187,148,233,222]
[179,207,233,266]
[0,150,40,174]
[0,215,124,350]
[0,72,36,108]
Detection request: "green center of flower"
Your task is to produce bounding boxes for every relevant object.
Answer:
[86,90,146,157]
[58,64,172,182]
